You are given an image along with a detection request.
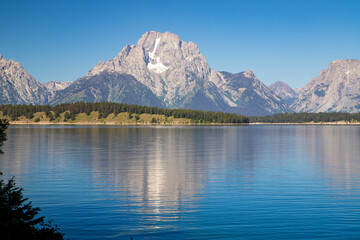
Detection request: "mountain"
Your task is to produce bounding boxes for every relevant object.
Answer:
[44,81,73,100]
[211,71,288,116]
[0,54,49,104]
[0,32,288,115]
[44,81,73,92]
[50,71,164,107]
[291,59,360,113]
[84,31,287,116]
[269,81,298,105]
[87,31,230,112]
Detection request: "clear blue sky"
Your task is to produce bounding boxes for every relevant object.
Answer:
[0,0,359,88]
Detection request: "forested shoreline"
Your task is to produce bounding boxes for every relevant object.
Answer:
[250,112,360,123]
[2,103,360,125]
[0,102,249,124]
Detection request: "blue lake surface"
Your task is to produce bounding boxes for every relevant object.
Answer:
[1,125,360,239]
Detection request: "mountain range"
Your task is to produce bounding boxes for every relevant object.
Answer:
[1,31,359,116]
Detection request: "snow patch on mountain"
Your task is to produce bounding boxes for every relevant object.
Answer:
[84,31,290,115]
[148,59,169,73]
[147,37,169,73]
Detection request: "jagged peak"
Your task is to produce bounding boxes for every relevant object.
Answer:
[0,55,23,69]
[329,59,360,67]
[242,70,257,79]
[269,81,297,94]
[88,31,206,76]
[137,31,181,47]
[322,59,360,74]
[43,81,73,91]
[269,81,293,88]
[0,54,7,63]
[331,59,359,64]
[136,31,200,55]
[219,70,258,80]
[271,81,286,85]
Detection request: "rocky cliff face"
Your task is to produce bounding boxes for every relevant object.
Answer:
[0,54,49,104]
[86,31,287,115]
[269,81,298,105]
[291,59,360,113]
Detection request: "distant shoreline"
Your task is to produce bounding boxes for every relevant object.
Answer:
[8,121,249,126]
[251,121,360,125]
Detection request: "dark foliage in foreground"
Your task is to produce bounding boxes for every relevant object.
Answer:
[0,119,9,154]
[250,112,360,123]
[0,119,64,240]
[0,172,64,240]
[0,102,249,123]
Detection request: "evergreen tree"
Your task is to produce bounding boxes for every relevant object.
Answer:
[0,172,64,240]
[0,102,251,124]
[0,119,9,154]
[48,112,55,122]
[0,119,64,239]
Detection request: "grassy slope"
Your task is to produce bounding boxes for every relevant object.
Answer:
[0,111,197,125]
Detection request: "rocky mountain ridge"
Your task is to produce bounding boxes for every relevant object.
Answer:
[85,31,287,115]
[43,81,73,99]
[0,54,49,104]
[291,59,360,113]
[0,31,359,115]
[44,81,73,92]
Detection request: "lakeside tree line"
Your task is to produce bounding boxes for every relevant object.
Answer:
[0,102,249,123]
[250,112,360,123]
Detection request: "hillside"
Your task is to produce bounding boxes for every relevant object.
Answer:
[0,102,249,125]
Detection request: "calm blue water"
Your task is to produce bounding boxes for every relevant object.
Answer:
[1,125,360,239]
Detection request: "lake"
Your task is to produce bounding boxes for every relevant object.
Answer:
[1,125,360,239]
